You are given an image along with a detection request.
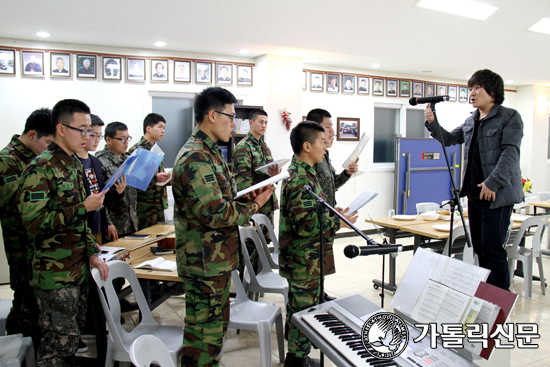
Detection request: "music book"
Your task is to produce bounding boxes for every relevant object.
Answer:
[134,257,177,272]
[124,234,151,240]
[342,133,370,170]
[234,170,289,199]
[255,158,290,174]
[346,187,378,213]
[102,148,164,192]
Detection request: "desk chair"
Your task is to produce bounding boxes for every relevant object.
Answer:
[238,226,288,305]
[506,215,549,298]
[251,214,279,270]
[415,202,440,214]
[91,261,183,367]
[0,334,35,367]
[129,335,176,367]
[229,270,284,367]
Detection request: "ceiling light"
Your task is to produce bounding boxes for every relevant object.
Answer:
[238,48,250,54]
[529,18,550,35]
[305,57,321,61]
[415,0,498,21]
[422,70,432,73]
[505,79,514,84]
[371,63,380,68]
[154,41,166,47]
[35,31,50,38]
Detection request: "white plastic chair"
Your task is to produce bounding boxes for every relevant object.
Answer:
[0,300,12,336]
[416,202,440,214]
[238,226,288,305]
[129,334,176,367]
[506,215,549,298]
[0,334,35,367]
[251,214,279,270]
[91,261,183,367]
[539,192,550,201]
[229,271,284,367]
[441,226,479,266]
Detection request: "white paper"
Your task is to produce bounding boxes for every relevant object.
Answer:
[234,171,289,199]
[134,257,176,272]
[347,187,378,213]
[156,169,173,186]
[342,133,370,169]
[434,288,471,325]
[151,143,165,157]
[255,158,290,174]
[436,257,489,296]
[410,280,449,323]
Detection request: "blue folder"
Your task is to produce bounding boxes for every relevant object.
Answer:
[102,148,164,192]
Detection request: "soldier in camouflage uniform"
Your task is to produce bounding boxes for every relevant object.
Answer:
[279,121,356,367]
[17,99,109,367]
[127,113,170,230]
[0,108,53,347]
[96,121,138,237]
[173,87,274,367]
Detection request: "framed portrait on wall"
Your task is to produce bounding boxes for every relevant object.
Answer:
[386,79,398,97]
[437,84,447,96]
[50,52,71,77]
[76,54,96,78]
[425,83,435,97]
[0,49,15,75]
[327,74,340,93]
[448,86,457,101]
[103,56,121,80]
[127,58,145,81]
[357,76,369,94]
[151,59,168,82]
[459,87,469,103]
[196,61,212,83]
[400,80,411,97]
[237,65,253,86]
[302,71,307,90]
[373,78,384,96]
[342,75,355,94]
[174,60,191,83]
[216,63,232,85]
[310,72,323,92]
[412,82,423,97]
[21,50,44,77]
[337,117,360,141]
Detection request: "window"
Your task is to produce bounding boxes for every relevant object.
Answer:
[406,109,430,138]
[373,107,400,163]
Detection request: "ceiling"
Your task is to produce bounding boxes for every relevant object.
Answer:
[1,0,550,87]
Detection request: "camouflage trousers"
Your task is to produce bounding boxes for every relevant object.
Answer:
[180,273,231,367]
[6,263,40,348]
[286,277,321,358]
[137,203,165,230]
[34,280,88,367]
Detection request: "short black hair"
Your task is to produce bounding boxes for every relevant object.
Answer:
[290,121,325,155]
[468,69,505,105]
[143,113,166,134]
[194,87,237,124]
[306,108,331,124]
[23,108,53,138]
[155,62,164,70]
[90,114,104,127]
[51,99,91,136]
[249,109,268,121]
[105,122,128,139]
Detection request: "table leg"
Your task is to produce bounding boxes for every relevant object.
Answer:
[372,228,398,292]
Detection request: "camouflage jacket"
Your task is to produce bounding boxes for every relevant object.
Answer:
[0,135,35,267]
[313,149,350,207]
[17,142,99,290]
[279,156,340,280]
[232,132,279,216]
[95,147,138,236]
[127,137,168,222]
[173,128,259,278]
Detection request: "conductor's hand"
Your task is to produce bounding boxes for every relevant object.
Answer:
[114,174,127,195]
[107,225,119,242]
[90,254,109,280]
[345,158,359,176]
[157,172,171,183]
[337,207,358,229]
[478,182,496,201]
[84,191,106,212]
[424,105,435,123]
[268,164,281,177]
[246,186,275,209]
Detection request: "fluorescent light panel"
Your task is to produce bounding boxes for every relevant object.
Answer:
[529,18,550,35]
[416,0,498,21]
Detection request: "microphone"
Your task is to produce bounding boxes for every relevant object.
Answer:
[409,95,449,106]
[344,244,402,258]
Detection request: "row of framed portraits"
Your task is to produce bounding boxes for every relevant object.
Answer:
[0,49,254,85]
[302,71,470,102]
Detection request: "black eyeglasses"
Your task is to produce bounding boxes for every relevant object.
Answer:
[62,124,93,137]
[91,134,104,140]
[111,136,132,143]
[215,111,236,122]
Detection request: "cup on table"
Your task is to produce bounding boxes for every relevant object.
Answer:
[520,208,527,217]
[388,209,395,218]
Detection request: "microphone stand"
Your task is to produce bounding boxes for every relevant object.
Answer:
[429,102,473,255]
[304,186,398,308]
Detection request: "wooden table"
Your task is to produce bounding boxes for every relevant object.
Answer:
[529,201,550,215]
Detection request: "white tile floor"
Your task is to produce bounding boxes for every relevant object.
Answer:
[1,234,549,366]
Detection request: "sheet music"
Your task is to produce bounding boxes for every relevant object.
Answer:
[346,187,378,213]
[342,133,370,169]
[255,158,290,174]
[410,280,448,323]
[435,288,471,325]
[436,257,489,296]
[234,171,289,199]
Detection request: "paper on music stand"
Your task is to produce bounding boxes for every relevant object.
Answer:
[255,158,290,174]
[342,133,370,169]
[234,171,289,199]
[346,187,378,213]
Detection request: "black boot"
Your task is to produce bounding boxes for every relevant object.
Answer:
[283,354,321,367]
